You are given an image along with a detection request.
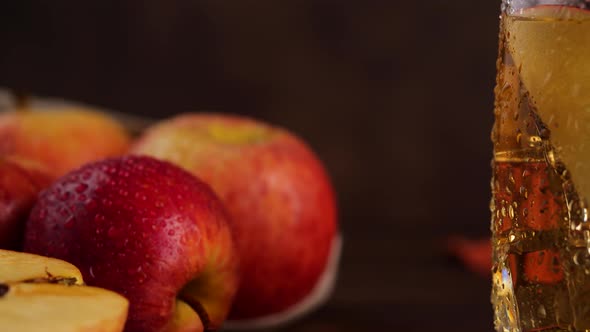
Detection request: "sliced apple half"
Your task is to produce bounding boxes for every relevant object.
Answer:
[506,5,590,201]
[0,249,83,285]
[0,282,128,332]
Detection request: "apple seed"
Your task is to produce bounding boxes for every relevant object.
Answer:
[0,284,9,297]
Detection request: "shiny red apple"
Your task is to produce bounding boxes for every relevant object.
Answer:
[23,156,239,332]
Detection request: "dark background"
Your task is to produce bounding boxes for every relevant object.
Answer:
[0,1,499,331]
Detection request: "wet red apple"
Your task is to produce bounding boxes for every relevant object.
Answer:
[23,156,239,332]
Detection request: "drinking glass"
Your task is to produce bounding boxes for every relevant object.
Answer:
[491,0,590,331]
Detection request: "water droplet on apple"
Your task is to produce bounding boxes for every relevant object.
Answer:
[89,266,96,279]
[63,217,75,229]
[75,183,88,193]
[127,266,140,275]
[58,207,69,217]
[155,201,164,208]
[107,226,120,238]
[87,200,98,210]
[180,234,190,245]
[58,191,71,201]
[168,230,175,236]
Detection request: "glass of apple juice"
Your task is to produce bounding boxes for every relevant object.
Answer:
[491,0,590,331]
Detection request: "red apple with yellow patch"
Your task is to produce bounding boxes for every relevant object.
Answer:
[0,107,130,178]
[132,113,341,328]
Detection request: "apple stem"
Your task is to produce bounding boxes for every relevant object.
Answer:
[13,90,30,112]
[179,295,213,331]
[0,284,8,297]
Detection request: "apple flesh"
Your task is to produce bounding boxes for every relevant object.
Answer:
[0,283,128,332]
[0,157,53,250]
[0,107,131,178]
[24,156,239,332]
[132,113,340,326]
[0,249,128,332]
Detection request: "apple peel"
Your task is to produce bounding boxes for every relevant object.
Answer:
[223,234,343,330]
[0,250,83,285]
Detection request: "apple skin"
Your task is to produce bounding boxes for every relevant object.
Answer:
[0,157,53,250]
[0,108,130,178]
[23,156,239,332]
[132,113,338,321]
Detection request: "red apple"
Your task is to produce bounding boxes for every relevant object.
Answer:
[0,107,131,178]
[0,157,53,250]
[23,156,239,332]
[132,113,340,327]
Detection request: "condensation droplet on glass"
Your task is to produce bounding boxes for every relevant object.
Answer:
[509,233,517,243]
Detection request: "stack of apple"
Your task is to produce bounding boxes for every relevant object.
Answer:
[0,99,340,332]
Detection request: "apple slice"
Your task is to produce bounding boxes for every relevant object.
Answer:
[506,5,590,201]
[0,282,128,332]
[0,249,83,285]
